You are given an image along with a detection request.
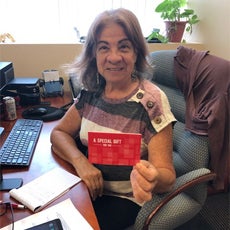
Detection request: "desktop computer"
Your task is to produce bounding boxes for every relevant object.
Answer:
[0,62,40,106]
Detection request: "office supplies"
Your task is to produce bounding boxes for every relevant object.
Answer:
[88,132,142,166]
[11,203,27,209]
[9,167,81,212]
[0,119,43,167]
[1,199,93,230]
[0,201,26,209]
[39,70,64,97]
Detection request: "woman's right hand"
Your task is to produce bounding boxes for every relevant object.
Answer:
[50,105,104,200]
[74,155,103,200]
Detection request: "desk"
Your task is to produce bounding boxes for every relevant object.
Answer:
[0,93,100,230]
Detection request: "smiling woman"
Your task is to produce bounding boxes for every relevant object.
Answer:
[50,8,176,230]
[0,0,163,43]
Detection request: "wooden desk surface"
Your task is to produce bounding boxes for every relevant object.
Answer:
[0,93,100,230]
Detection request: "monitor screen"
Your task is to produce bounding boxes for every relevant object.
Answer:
[0,62,14,94]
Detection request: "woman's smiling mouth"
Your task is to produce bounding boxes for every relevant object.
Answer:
[106,67,124,71]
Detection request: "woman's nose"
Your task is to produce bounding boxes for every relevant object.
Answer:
[107,49,122,63]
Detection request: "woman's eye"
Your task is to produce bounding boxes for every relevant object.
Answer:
[119,44,131,52]
[97,46,109,52]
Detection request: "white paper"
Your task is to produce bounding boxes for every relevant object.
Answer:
[43,70,60,82]
[0,198,93,230]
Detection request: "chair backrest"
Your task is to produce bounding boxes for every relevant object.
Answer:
[150,50,210,178]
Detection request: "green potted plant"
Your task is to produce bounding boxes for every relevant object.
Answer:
[155,0,199,42]
[147,28,168,43]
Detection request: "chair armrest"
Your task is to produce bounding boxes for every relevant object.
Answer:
[136,168,216,230]
[171,168,216,191]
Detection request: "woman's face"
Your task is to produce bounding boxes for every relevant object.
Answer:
[95,22,137,85]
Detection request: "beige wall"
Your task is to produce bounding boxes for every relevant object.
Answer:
[188,0,230,60]
[0,0,229,91]
[0,43,204,91]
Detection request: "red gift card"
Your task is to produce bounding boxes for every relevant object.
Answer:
[88,132,141,166]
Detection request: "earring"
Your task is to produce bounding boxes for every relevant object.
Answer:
[96,73,100,85]
[131,69,137,81]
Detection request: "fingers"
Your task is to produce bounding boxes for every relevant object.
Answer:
[131,160,159,203]
[82,170,103,200]
[74,159,103,200]
[135,160,159,182]
[132,185,152,203]
[89,174,103,200]
[131,169,153,203]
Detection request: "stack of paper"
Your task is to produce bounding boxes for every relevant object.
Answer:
[1,199,93,230]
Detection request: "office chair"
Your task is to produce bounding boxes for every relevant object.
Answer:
[134,50,216,230]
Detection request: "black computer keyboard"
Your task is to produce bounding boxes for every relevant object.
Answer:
[0,119,43,167]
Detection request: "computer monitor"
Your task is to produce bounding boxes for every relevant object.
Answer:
[0,62,39,98]
[0,62,14,95]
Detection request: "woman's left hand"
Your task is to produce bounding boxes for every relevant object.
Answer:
[130,160,159,203]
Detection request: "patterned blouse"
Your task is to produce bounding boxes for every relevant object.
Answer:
[75,79,176,203]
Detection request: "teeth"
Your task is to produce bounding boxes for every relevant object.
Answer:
[108,68,122,71]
